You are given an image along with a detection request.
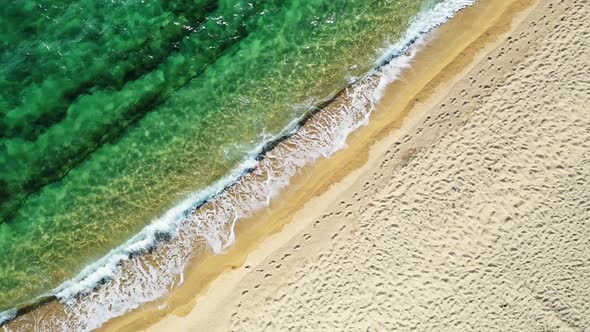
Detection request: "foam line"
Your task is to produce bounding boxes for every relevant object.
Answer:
[0,0,477,329]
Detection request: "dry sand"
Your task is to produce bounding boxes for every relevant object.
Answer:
[107,0,590,330]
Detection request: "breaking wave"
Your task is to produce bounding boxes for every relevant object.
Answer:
[1,0,476,330]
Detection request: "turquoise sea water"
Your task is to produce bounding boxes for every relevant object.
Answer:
[0,0,442,316]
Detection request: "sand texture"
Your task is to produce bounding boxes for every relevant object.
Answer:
[136,0,590,330]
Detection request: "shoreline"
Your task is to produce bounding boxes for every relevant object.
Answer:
[2,1,483,330]
[100,0,541,330]
[0,1,472,328]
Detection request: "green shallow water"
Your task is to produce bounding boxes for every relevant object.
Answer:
[0,0,435,311]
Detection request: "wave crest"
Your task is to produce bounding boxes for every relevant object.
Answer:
[1,0,476,330]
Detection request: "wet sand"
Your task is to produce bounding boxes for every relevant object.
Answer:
[13,0,587,330]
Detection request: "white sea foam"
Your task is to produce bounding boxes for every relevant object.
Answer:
[0,311,15,330]
[0,0,477,329]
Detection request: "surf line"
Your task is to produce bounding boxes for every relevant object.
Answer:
[0,0,477,328]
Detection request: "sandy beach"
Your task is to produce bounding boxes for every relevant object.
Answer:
[46,0,590,330]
